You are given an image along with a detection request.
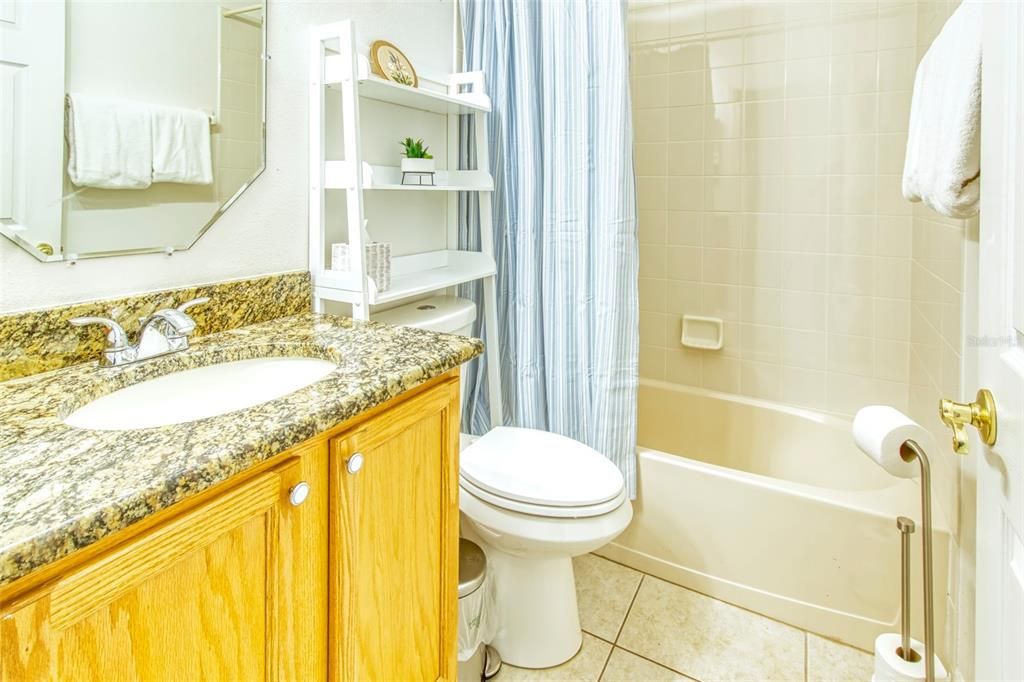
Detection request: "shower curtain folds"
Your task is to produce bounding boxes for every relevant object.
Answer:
[458,0,640,494]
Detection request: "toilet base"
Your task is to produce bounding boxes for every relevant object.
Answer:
[465,527,583,669]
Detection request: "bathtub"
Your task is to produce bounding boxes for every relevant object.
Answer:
[598,379,950,655]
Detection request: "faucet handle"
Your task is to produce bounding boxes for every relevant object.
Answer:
[70,316,129,350]
[176,297,210,314]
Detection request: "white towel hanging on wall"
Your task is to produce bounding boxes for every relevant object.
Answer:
[901,2,982,219]
[66,94,153,190]
[66,95,214,190]
[151,106,213,185]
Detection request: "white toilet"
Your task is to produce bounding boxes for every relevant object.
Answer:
[374,296,634,670]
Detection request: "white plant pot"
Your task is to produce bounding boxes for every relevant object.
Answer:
[401,158,435,173]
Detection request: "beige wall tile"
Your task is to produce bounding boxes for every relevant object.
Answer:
[639,345,667,379]
[779,365,828,408]
[639,209,668,244]
[702,354,741,392]
[743,61,785,100]
[830,11,878,54]
[743,28,785,64]
[704,101,743,138]
[633,1,672,42]
[780,328,828,369]
[634,73,670,109]
[828,293,874,336]
[706,34,745,68]
[668,210,704,245]
[666,347,703,384]
[669,0,706,37]
[703,213,744,247]
[627,0,931,420]
[669,70,707,107]
[705,139,744,175]
[670,141,706,175]
[830,52,879,94]
[633,43,671,75]
[786,22,831,59]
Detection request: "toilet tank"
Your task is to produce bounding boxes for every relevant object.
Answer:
[371,295,477,336]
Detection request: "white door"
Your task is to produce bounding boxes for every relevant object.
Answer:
[974,2,1024,679]
[0,0,65,258]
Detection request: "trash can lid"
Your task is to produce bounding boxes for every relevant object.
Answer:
[458,538,487,598]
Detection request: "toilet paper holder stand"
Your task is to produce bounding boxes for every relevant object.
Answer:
[897,439,938,682]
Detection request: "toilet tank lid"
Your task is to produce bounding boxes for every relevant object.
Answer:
[372,295,477,334]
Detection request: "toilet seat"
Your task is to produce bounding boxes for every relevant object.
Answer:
[460,475,628,518]
[460,427,626,518]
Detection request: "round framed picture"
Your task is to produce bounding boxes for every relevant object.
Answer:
[369,40,418,88]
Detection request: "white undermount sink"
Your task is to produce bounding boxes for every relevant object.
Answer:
[64,357,337,431]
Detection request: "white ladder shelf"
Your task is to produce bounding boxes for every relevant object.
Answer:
[309,20,503,427]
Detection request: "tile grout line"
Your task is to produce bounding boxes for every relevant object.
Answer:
[595,642,614,682]
[596,573,644,682]
[613,644,706,682]
[632,569,829,646]
[586,554,868,680]
[613,573,645,645]
[608,573,706,682]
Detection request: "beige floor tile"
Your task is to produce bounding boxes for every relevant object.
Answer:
[617,576,805,682]
[574,553,643,641]
[495,633,612,681]
[806,634,874,682]
[601,647,694,681]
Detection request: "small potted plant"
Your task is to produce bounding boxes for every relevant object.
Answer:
[400,137,435,184]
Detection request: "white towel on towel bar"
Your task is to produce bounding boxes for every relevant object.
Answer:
[151,106,213,185]
[901,2,982,219]
[66,94,152,190]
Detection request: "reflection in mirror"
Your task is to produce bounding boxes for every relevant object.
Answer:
[0,0,266,262]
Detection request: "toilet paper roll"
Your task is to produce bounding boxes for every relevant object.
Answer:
[873,633,947,682]
[852,406,933,479]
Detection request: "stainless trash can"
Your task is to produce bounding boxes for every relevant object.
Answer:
[458,538,501,681]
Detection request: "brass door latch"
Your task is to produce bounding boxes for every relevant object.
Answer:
[939,388,997,454]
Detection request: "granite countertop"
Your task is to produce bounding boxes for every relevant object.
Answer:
[0,313,483,588]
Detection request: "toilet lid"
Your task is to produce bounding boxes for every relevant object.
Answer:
[460,427,625,508]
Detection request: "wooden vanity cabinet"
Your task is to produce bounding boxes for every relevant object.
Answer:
[0,372,460,682]
[329,375,460,682]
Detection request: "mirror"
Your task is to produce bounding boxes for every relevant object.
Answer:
[0,0,266,262]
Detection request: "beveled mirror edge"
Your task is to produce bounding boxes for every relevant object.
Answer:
[3,0,268,264]
[0,223,62,263]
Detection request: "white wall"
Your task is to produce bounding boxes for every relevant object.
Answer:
[0,0,456,312]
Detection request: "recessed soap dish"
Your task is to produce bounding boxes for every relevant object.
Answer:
[681,315,723,350]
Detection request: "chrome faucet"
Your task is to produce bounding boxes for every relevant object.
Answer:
[70,297,209,367]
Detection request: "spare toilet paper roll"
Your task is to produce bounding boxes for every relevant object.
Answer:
[852,406,933,478]
[872,633,947,682]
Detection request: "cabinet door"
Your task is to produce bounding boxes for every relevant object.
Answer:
[0,455,326,682]
[330,378,460,682]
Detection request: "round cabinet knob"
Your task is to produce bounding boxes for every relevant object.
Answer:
[346,453,364,475]
[289,481,311,506]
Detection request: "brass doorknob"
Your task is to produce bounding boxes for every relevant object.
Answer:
[938,389,997,455]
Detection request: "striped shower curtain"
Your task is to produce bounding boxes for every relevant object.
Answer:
[458,0,640,494]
